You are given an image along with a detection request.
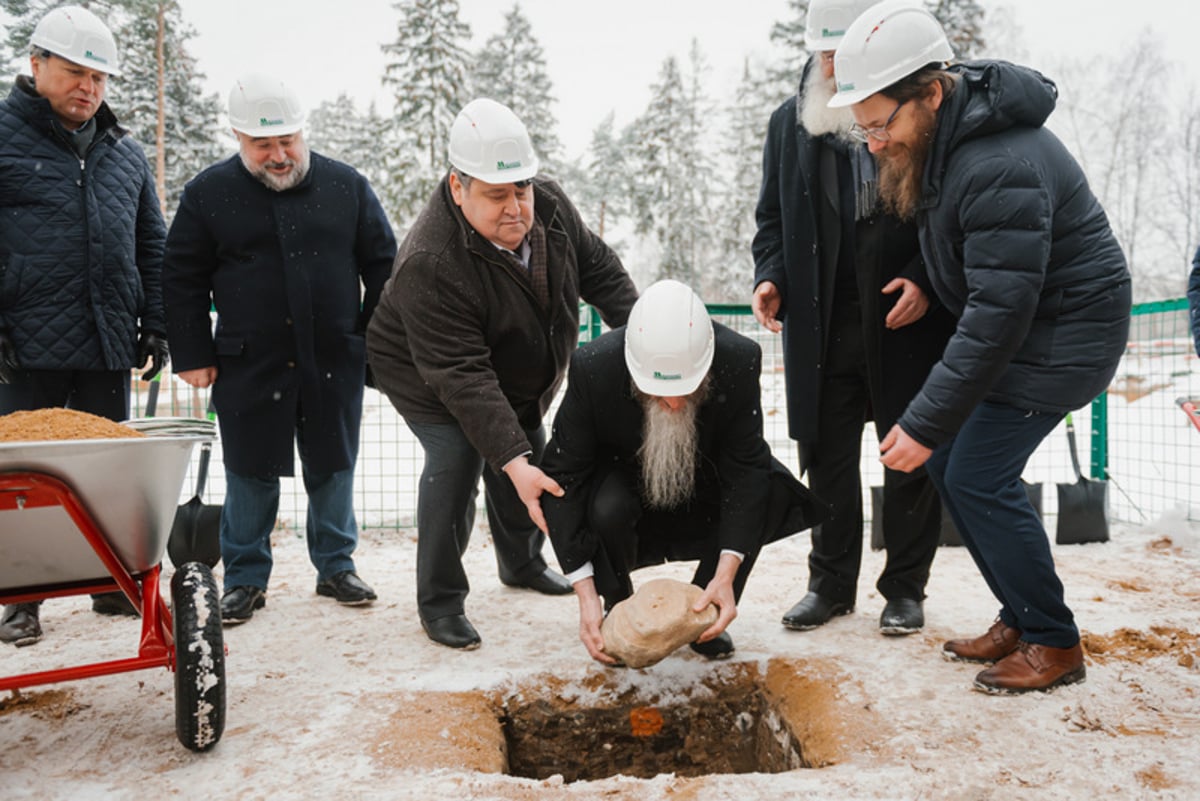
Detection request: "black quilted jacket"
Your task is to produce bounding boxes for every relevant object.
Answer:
[0,76,165,371]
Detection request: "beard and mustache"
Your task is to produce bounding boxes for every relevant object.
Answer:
[634,376,710,511]
[799,65,858,142]
[240,142,311,192]
[875,99,938,221]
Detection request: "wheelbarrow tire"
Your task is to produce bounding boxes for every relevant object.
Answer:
[170,562,226,752]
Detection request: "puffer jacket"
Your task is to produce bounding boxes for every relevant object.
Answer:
[898,61,1131,448]
[366,175,638,472]
[0,76,165,370]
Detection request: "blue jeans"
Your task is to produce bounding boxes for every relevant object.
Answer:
[220,466,359,591]
[406,419,550,621]
[925,401,1077,648]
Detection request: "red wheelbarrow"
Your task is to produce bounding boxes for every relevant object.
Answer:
[0,423,225,752]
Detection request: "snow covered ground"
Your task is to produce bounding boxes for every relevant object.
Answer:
[1,509,1198,800]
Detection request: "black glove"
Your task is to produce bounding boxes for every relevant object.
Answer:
[137,332,169,381]
[0,329,19,384]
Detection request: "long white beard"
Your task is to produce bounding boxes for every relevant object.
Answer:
[636,383,707,511]
[799,67,857,141]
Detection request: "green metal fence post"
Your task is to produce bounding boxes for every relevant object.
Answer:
[1089,393,1108,480]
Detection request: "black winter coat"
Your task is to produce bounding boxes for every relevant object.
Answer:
[753,59,954,444]
[164,153,396,476]
[898,61,1132,448]
[0,77,165,370]
[541,324,824,574]
[366,176,638,472]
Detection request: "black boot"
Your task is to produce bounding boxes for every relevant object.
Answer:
[0,602,43,647]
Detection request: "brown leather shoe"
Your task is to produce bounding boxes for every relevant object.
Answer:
[973,641,1086,694]
[943,618,1021,663]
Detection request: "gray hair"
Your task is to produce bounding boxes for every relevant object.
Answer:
[450,167,473,189]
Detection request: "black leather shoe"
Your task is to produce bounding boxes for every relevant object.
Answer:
[421,614,481,650]
[689,631,735,660]
[92,591,139,617]
[879,598,924,635]
[781,592,853,631]
[221,586,266,625]
[503,568,573,596]
[316,570,377,605]
[0,603,42,647]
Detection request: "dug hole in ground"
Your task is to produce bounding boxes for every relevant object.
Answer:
[1,512,1198,800]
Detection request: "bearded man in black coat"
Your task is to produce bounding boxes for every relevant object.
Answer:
[753,0,954,637]
[540,281,825,664]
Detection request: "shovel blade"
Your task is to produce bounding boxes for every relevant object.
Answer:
[1055,478,1109,545]
[168,496,223,568]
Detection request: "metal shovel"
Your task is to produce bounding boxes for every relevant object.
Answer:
[167,398,222,568]
[1055,413,1110,545]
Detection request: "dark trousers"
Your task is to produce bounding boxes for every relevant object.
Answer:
[925,401,1078,648]
[0,369,130,420]
[406,419,551,621]
[586,466,761,608]
[801,312,940,605]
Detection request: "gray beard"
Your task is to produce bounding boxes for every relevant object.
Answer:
[799,67,857,142]
[240,144,311,192]
[636,384,706,511]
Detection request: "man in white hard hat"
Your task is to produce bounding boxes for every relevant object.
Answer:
[830,0,1131,693]
[539,280,825,664]
[753,0,954,638]
[163,73,397,625]
[367,98,638,650]
[0,5,168,646]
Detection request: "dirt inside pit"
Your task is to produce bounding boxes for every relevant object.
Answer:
[366,657,878,782]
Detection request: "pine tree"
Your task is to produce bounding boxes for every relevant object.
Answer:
[576,111,629,240]
[709,58,774,304]
[108,1,224,217]
[470,3,561,174]
[381,0,471,211]
[629,45,714,287]
[927,0,987,59]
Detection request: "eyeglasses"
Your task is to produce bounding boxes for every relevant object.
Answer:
[848,100,907,144]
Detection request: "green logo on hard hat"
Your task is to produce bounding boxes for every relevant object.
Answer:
[259,117,286,126]
[653,371,682,381]
[822,27,846,37]
[85,50,108,64]
[496,159,523,171]
[837,80,855,91]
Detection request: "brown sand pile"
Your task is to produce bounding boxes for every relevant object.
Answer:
[0,408,144,442]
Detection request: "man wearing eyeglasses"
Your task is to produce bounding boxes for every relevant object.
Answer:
[752,0,954,637]
[367,99,638,651]
[831,0,1130,693]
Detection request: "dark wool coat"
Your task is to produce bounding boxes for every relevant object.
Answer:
[164,152,396,477]
[366,175,638,472]
[541,324,825,575]
[0,76,165,370]
[752,58,954,444]
[898,61,1132,448]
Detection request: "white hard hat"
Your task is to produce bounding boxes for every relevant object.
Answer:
[804,0,882,51]
[448,98,539,184]
[828,0,953,108]
[30,5,120,76]
[228,73,305,137]
[624,280,714,398]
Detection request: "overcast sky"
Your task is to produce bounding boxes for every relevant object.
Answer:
[177,0,1200,158]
